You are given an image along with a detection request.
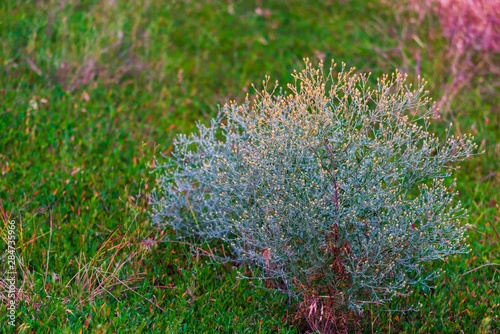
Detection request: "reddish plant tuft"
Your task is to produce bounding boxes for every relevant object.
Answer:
[401,0,500,112]
[404,0,500,54]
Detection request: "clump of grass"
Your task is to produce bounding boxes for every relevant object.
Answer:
[0,197,153,325]
[151,60,480,332]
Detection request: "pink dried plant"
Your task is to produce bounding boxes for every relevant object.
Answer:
[399,0,500,112]
[403,0,500,54]
[435,0,500,54]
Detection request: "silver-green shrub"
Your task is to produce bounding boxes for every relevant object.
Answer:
[150,60,478,327]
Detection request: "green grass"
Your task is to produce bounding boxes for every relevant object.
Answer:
[0,0,499,332]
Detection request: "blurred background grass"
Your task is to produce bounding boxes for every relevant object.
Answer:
[0,0,499,332]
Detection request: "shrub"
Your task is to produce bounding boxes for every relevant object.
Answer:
[150,60,478,332]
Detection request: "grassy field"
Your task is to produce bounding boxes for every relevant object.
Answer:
[0,0,499,332]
